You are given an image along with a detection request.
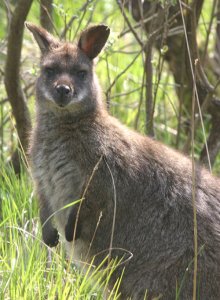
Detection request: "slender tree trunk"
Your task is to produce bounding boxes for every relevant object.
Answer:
[4,0,33,173]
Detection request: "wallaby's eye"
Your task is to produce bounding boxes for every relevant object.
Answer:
[77,70,87,79]
[44,67,54,77]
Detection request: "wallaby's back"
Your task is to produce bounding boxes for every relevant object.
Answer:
[27,22,220,299]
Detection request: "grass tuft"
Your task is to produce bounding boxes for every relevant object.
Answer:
[0,163,121,299]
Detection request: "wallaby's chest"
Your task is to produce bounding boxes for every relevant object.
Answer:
[31,130,85,221]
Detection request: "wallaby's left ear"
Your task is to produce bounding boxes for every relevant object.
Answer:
[25,22,60,54]
[78,25,110,60]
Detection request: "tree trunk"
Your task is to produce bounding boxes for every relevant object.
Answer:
[4,0,33,173]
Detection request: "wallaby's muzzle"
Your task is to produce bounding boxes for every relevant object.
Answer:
[54,83,74,107]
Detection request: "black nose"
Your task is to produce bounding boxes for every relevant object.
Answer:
[56,84,71,96]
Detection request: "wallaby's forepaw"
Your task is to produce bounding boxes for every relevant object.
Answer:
[42,227,59,247]
[65,208,82,242]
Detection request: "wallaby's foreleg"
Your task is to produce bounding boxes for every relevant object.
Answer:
[65,205,82,242]
[38,192,59,247]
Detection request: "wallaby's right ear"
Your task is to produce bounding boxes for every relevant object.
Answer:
[25,22,59,53]
[78,25,110,59]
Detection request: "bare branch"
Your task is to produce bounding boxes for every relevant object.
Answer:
[116,0,143,47]
[145,39,154,136]
[105,50,142,105]
[214,0,220,76]
[200,115,220,167]
[40,0,53,32]
[202,0,217,63]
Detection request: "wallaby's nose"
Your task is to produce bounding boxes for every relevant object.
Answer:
[56,84,71,96]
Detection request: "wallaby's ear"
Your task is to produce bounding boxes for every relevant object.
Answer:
[25,22,60,53]
[78,25,110,60]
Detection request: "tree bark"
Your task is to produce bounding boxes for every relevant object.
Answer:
[4,0,33,173]
[200,112,220,167]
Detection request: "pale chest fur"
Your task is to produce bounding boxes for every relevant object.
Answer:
[30,129,86,235]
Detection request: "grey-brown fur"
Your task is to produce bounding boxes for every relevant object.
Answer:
[27,22,220,299]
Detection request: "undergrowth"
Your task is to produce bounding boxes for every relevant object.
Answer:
[0,164,121,300]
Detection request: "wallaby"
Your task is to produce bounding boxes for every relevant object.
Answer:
[26,22,220,299]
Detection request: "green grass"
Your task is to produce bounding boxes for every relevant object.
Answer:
[0,164,122,299]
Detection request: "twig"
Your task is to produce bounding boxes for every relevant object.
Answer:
[0,116,10,131]
[179,3,199,300]
[118,13,158,38]
[85,0,99,27]
[214,0,220,70]
[85,211,103,264]
[180,0,211,171]
[134,68,145,130]
[104,55,111,110]
[202,0,217,62]
[144,2,159,137]
[176,40,186,149]
[116,0,143,47]
[40,0,53,32]
[104,158,117,270]
[145,39,154,136]
[150,10,182,41]
[152,2,171,134]
[0,99,8,105]
[72,0,94,40]
[3,0,12,27]
[60,15,77,39]
[191,60,198,300]
[110,87,142,100]
[71,155,104,260]
[105,50,142,103]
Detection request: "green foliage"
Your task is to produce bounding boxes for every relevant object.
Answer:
[0,164,122,299]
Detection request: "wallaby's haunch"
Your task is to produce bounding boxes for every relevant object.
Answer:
[27,22,220,299]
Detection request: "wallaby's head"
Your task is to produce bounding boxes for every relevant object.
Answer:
[25,23,110,116]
